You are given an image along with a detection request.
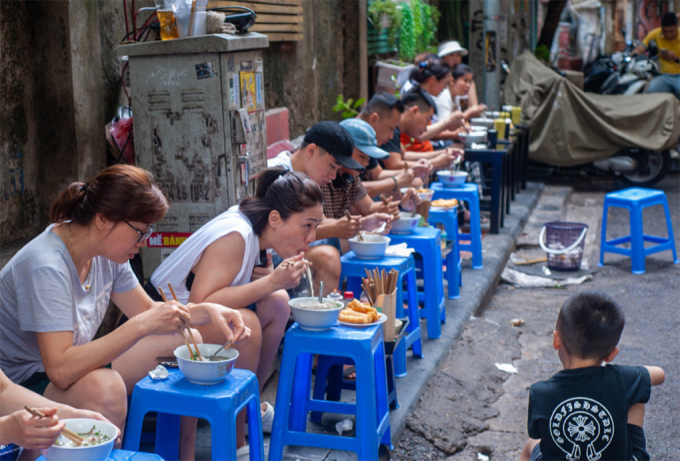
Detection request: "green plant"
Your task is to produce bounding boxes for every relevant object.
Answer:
[368,0,402,47]
[397,0,441,62]
[332,94,366,119]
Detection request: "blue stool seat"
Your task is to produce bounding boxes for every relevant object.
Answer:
[35,449,165,461]
[269,324,391,460]
[340,252,423,377]
[123,369,264,461]
[599,187,678,274]
[431,182,483,269]
[388,227,446,339]
[427,206,463,299]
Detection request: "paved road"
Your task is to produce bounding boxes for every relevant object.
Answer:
[393,173,680,460]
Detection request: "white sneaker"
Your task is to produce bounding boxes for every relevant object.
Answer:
[261,401,274,434]
[236,445,249,461]
[245,401,275,436]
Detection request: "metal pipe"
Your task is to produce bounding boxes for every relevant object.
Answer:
[482,0,501,110]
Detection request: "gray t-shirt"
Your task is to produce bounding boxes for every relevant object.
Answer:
[0,225,139,384]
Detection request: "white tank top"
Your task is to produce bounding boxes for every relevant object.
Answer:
[149,205,261,304]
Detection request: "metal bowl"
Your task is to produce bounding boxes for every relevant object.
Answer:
[458,131,487,146]
[42,419,117,461]
[174,344,239,385]
[348,234,390,259]
[288,297,344,331]
[470,117,494,128]
[436,170,469,188]
[390,211,421,234]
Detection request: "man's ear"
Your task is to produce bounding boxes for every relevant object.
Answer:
[408,105,420,117]
[306,143,317,159]
[553,330,561,350]
[368,112,380,126]
[268,210,282,229]
[603,347,620,363]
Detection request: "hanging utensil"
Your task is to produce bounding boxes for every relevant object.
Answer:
[318,281,324,302]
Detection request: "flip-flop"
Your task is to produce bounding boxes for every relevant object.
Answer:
[343,366,356,382]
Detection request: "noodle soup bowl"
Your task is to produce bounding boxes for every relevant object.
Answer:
[390,211,421,234]
[348,234,390,259]
[43,418,117,461]
[174,344,239,385]
[436,170,468,188]
[289,297,344,331]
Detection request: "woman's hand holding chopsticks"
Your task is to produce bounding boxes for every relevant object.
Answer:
[140,293,192,335]
[0,407,64,449]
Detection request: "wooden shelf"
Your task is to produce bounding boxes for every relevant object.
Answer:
[209,0,304,41]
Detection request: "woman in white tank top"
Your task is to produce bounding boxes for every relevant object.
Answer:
[150,167,324,452]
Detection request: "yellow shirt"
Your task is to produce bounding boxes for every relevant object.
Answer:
[643,27,680,74]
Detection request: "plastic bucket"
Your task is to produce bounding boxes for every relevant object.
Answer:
[538,221,588,271]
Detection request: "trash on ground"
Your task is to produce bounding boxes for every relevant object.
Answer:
[510,252,547,266]
[495,363,518,374]
[501,267,592,288]
[511,318,525,326]
[478,454,490,461]
[541,265,552,276]
[335,418,353,435]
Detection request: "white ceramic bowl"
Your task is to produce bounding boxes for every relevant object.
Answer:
[436,170,469,188]
[390,211,421,234]
[174,343,239,385]
[348,234,390,259]
[42,419,117,461]
[289,297,344,331]
[469,125,488,132]
[400,188,434,201]
[470,117,494,128]
[458,131,487,146]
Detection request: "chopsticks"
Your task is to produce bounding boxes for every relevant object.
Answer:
[158,284,202,361]
[24,406,84,445]
[280,259,313,269]
[361,268,399,306]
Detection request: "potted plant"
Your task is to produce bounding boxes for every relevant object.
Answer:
[368,0,401,48]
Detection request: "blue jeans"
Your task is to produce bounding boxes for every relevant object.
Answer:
[647,74,680,99]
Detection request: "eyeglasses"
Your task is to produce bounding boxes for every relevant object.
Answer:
[124,220,155,243]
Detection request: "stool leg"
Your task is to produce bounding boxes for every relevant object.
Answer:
[599,202,610,267]
[406,269,422,359]
[662,199,679,263]
[270,347,298,459]
[373,343,392,450]
[246,396,265,461]
[210,411,235,461]
[468,197,483,269]
[356,351,380,459]
[385,354,399,409]
[290,352,313,432]
[155,413,180,461]
[629,204,646,274]
[394,274,407,377]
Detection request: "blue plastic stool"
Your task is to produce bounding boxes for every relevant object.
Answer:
[431,182,483,269]
[427,206,463,299]
[339,252,423,377]
[269,324,391,460]
[36,450,165,461]
[599,187,678,274]
[312,352,400,412]
[123,368,264,461]
[388,227,446,339]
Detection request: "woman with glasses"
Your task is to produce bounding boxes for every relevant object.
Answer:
[0,164,250,460]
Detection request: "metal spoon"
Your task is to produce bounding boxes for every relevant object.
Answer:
[207,340,232,361]
[318,281,324,303]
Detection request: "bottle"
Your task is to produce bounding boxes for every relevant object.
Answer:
[343,291,354,307]
[155,0,179,41]
[328,289,343,305]
[487,128,498,149]
[493,117,506,141]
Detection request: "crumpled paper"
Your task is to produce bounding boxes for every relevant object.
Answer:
[148,365,169,380]
[335,418,353,435]
[384,243,415,257]
[495,363,518,374]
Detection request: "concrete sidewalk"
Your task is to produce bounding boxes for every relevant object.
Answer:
[193,182,544,460]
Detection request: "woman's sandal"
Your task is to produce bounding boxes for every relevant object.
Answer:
[343,365,356,382]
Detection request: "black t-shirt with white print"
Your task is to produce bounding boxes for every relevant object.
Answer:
[527,364,651,460]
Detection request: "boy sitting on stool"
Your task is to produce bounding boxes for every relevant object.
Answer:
[520,292,664,461]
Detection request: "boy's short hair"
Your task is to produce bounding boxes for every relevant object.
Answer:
[401,87,437,115]
[361,93,405,118]
[556,291,625,361]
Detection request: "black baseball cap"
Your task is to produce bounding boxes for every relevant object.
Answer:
[304,121,364,171]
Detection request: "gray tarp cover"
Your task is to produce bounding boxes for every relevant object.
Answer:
[504,52,680,166]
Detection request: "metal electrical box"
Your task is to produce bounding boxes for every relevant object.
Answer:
[118,33,269,275]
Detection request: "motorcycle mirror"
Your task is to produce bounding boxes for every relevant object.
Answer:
[648,39,659,57]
